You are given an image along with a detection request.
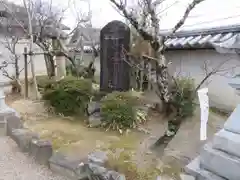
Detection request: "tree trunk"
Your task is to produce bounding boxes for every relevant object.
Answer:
[44,54,55,78]
[15,57,20,79]
[11,56,21,93]
[23,0,39,100]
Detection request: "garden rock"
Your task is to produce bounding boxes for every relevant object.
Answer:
[107,170,126,180]
[87,101,101,115]
[88,112,102,127]
[88,163,108,175]
[6,115,23,137]
[88,151,108,166]
[49,152,88,179]
[30,139,53,165]
[11,128,39,152]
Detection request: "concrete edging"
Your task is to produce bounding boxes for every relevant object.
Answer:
[4,113,126,180]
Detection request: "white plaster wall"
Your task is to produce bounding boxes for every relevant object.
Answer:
[0,37,47,83]
[165,49,240,111]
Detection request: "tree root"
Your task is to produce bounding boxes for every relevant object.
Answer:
[151,120,182,152]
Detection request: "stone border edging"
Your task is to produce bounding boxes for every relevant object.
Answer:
[3,114,126,180]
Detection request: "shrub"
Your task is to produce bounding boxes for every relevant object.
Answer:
[66,63,96,80]
[35,75,55,91]
[100,91,140,132]
[42,77,92,116]
[172,77,196,119]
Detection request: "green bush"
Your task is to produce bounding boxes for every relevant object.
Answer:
[42,77,92,116]
[100,91,140,132]
[35,75,55,92]
[172,77,196,118]
[66,63,95,80]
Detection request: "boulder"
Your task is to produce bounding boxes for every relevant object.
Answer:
[49,152,88,179]
[30,139,53,165]
[87,101,101,115]
[88,112,102,127]
[107,170,126,180]
[11,128,39,152]
[88,151,108,166]
[6,116,23,137]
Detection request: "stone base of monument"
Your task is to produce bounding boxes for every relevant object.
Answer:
[185,104,240,180]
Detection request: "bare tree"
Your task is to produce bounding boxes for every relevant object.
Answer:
[23,0,39,99]
[118,0,240,150]
[0,10,23,93]
[110,0,206,148]
[0,0,92,89]
[32,0,91,78]
[66,0,99,80]
[110,0,204,105]
[0,35,22,93]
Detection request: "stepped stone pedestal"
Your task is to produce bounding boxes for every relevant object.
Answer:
[0,88,19,136]
[186,104,240,180]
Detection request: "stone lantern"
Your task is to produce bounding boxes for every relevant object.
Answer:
[0,86,19,116]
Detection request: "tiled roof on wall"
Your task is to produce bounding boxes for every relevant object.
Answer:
[162,24,240,49]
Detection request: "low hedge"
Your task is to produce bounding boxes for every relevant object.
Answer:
[42,77,92,116]
[100,91,141,132]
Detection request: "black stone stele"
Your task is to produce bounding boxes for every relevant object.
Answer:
[100,20,131,92]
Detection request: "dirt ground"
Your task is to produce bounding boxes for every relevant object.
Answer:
[7,95,227,179]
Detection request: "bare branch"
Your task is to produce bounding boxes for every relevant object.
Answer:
[195,57,237,92]
[169,0,205,35]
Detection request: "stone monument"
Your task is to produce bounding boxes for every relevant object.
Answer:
[100,20,131,92]
[186,105,240,180]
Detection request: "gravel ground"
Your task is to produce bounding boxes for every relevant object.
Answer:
[0,137,69,180]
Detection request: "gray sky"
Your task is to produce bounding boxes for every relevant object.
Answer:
[9,0,240,30]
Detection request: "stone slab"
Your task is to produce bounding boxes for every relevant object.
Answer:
[106,170,126,180]
[30,139,53,165]
[88,112,102,127]
[6,116,23,137]
[224,104,240,134]
[185,157,226,180]
[49,152,88,179]
[88,151,108,166]
[11,128,39,152]
[87,101,100,115]
[180,174,195,180]
[213,129,240,158]
[200,143,240,180]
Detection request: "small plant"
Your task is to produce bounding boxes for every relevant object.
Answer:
[172,77,196,119]
[42,77,92,116]
[100,91,140,132]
